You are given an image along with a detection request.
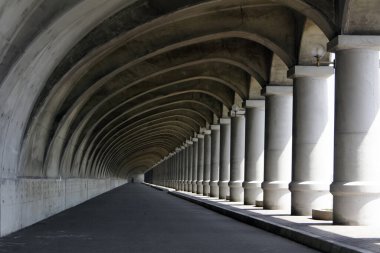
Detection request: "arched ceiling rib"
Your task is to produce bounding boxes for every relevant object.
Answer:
[24,1,327,178]
[8,0,374,178]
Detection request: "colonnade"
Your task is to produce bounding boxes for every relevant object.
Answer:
[150,36,380,226]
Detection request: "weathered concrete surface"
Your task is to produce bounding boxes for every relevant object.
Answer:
[0,183,318,253]
[0,178,126,236]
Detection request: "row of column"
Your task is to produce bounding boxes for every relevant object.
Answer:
[150,36,380,226]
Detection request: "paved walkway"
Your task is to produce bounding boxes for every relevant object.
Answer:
[167,188,380,253]
[0,183,318,253]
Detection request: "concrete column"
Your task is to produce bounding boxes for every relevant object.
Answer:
[188,140,194,192]
[219,118,231,199]
[162,162,165,186]
[229,112,246,202]
[243,100,265,205]
[185,141,192,192]
[170,155,174,188]
[176,148,181,190]
[203,130,212,196]
[168,157,171,187]
[262,86,293,210]
[180,145,186,191]
[210,125,220,197]
[174,151,177,189]
[197,134,205,194]
[328,35,380,225]
[288,66,334,215]
[160,162,164,186]
[164,158,170,187]
[192,137,198,193]
[170,155,174,187]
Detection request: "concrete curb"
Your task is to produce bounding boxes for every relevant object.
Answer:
[142,183,175,192]
[168,190,373,253]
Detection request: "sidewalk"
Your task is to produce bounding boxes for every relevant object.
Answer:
[145,183,380,253]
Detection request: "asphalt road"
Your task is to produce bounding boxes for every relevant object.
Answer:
[0,183,319,252]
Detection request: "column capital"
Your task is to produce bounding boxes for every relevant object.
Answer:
[204,129,211,135]
[219,117,231,124]
[192,137,198,142]
[244,99,265,108]
[181,145,186,149]
[327,35,380,52]
[229,110,245,117]
[210,124,220,130]
[262,85,293,96]
[186,140,193,145]
[199,127,207,134]
[197,134,204,139]
[287,66,334,79]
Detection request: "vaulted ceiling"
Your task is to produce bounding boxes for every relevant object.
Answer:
[0,0,379,179]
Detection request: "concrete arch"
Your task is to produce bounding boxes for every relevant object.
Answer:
[41,59,245,177]
[87,113,203,172]
[65,92,222,172]
[72,101,215,177]
[81,108,206,177]
[92,120,197,171]
[97,133,185,176]
[15,0,337,178]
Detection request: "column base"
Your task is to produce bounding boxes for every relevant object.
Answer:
[262,181,290,210]
[331,182,380,225]
[189,182,193,192]
[203,180,210,196]
[185,180,191,192]
[290,181,332,216]
[197,181,203,194]
[191,181,197,193]
[228,181,243,202]
[210,181,219,197]
[218,181,229,199]
[243,181,263,205]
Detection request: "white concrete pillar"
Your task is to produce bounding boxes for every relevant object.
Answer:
[219,118,231,199]
[168,159,171,187]
[170,155,174,188]
[203,130,212,196]
[229,112,246,202]
[187,143,192,192]
[243,100,265,205]
[174,152,178,189]
[197,134,205,194]
[288,66,334,215]
[180,145,186,191]
[176,148,182,190]
[191,137,198,193]
[328,35,380,225]
[165,159,169,187]
[162,162,165,186]
[185,141,192,192]
[210,125,220,197]
[262,86,293,210]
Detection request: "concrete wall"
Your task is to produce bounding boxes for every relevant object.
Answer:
[0,178,127,236]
